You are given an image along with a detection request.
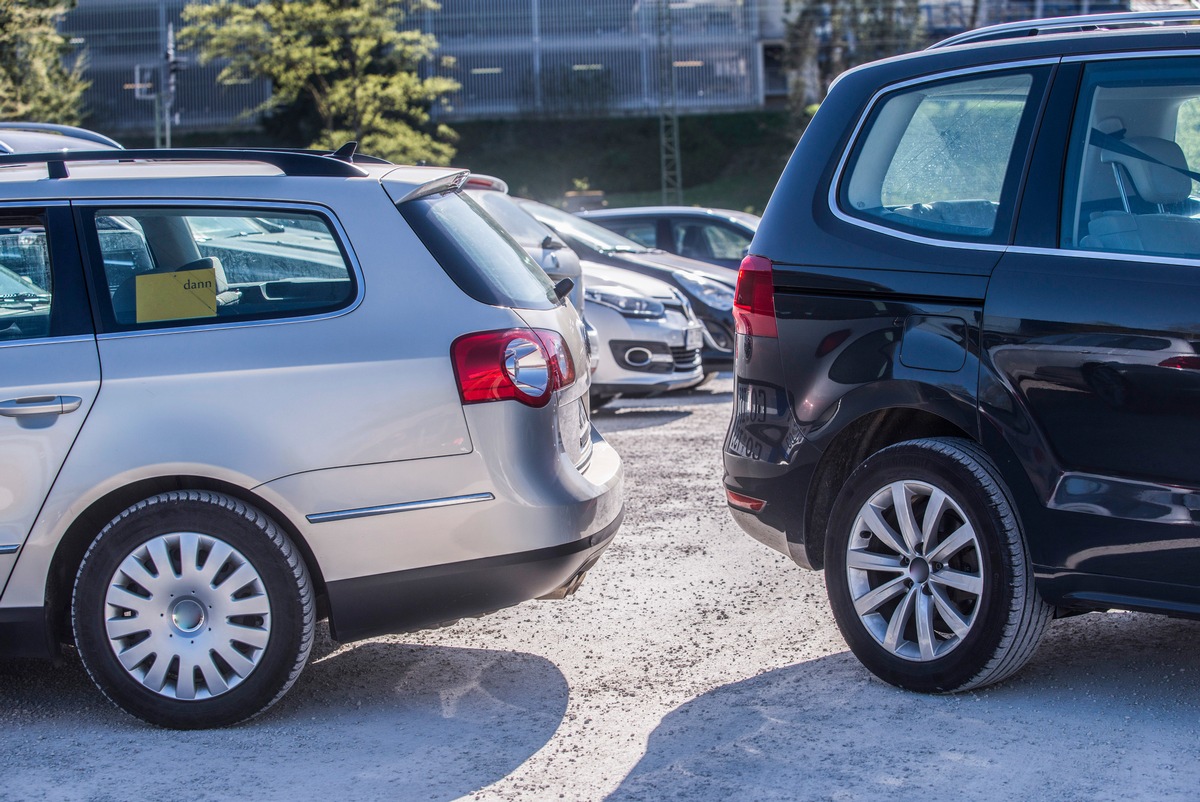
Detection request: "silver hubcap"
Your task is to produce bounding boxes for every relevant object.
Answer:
[846,481,984,662]
[103,532,272,701]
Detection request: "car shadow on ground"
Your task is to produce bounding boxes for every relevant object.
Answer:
[0,631,568,801]
[591,382,732,434]
[606,612,1200,801]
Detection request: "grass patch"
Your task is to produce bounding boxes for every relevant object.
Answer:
[452,111,797,214]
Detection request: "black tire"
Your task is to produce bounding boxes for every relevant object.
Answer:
[824,437,1051,693]
[72,490,315,729]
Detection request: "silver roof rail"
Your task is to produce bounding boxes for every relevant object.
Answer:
[929,9,1200,49]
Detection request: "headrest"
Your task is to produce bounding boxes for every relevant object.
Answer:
[1101,136,1193,205]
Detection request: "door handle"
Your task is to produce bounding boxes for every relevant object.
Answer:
[0,395,83,417]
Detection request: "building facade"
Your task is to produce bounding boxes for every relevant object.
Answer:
[62,0,1182,137]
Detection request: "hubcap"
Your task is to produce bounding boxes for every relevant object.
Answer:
[102,532,272,701]
[846,480,984,662]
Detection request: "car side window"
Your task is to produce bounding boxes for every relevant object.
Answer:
[673,221,750,261]
[0,215,53,342]
[85,207,356,330]
[605,220,657,249]
[1062,57,1200,260]
[839,71,1041,242]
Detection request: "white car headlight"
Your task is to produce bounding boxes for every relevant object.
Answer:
[585,287,666,319]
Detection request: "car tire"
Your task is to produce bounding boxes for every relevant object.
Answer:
[73,490,315,729]
[824,437,1051,693]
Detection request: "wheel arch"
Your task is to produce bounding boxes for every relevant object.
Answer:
[47,475,328,648]
[802,407,971,570]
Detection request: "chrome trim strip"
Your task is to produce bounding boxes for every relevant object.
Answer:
[0,544,18,555]
[77,199,366,341]
[306,492,495,524]
[1062,49,1200,65]
[0,334,95,350]
[827,59,1060,251]
[0,199,71,208]
[1008,245,1200,267]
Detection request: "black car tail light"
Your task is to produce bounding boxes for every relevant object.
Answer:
[733,255,777,338]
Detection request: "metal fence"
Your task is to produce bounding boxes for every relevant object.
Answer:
[61,0,268,135]
[413,0,767,120]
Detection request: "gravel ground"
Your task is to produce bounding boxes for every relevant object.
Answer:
[3,374,1200,801]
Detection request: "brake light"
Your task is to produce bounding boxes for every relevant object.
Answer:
[733,255,777,338]
[451,328,576,408]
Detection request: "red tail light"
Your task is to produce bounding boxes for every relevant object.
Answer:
[451,328,576,408]
[733,254,777,338]
[1160,356,1200,370]
[726,489,766,513]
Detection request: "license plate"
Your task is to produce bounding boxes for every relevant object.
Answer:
[686,326,703,350]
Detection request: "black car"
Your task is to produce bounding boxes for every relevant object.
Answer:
[724,11,1200,692]
[519,198,738,371]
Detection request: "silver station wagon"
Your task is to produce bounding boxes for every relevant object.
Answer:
[0,146,623,728]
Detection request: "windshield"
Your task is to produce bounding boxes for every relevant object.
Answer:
[518,200,651,254]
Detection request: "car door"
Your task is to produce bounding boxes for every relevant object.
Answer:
[984,56,1200,597]
[0,204,100,594]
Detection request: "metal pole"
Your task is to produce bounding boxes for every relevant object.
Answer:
[657,0,683,205]
[532,0,542,113]
[164,22,176,148]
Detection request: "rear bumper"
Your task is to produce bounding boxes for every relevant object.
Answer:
[326,506,622,641]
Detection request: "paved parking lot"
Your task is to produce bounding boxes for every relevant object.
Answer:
[3,375,1200,801]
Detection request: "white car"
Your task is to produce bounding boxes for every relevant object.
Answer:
[584,263,704,406]
[0,145,623,728]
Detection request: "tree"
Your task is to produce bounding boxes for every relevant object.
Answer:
[180,0,459,165]
[784,0,922,127]
[0,0,88,124]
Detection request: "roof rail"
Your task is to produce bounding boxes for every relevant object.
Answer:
[929,9,1200,49]
[0,146,385,178]
[0,122,125,151]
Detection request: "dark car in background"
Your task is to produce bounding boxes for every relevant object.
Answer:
[520,199,737,372]
[723,11,1200,693]
[580,206,760,271]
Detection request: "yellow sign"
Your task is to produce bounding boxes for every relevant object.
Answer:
[136,268,219,323]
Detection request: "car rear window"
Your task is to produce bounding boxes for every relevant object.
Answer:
[839,70,1044,242]
[401,192,557,310]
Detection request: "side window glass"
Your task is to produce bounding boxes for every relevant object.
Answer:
[704,223,751,261]
[0,216,52,342]
[673,222,714,260]
[1063,58,1200,260]
[90,208,355,329]
[840,72,1036,241]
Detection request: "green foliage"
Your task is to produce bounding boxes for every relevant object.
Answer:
[180,0,459,165]
[0,0,88,124]
[452,111,794,214]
